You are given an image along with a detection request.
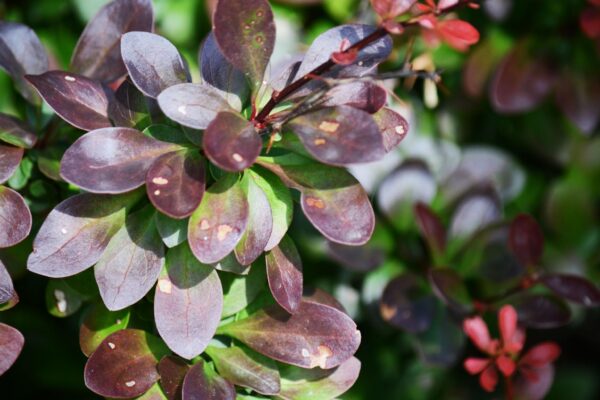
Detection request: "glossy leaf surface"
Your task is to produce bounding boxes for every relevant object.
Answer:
[220,301,361,369]
[0,186,32,248]
[79,304,131,356]
[146,150,206,219]
[203,111,262,172]
[84,329,168,398]
[266,235,303,314]
[182,362,236,400]
[0,114,37,149]
[0,323,24,376]
[70,0,154,82]
[61,127,180,193]
[154,244,223,359]
[27,191,137,278]
[122,31,190,98]
[188,175,249,264]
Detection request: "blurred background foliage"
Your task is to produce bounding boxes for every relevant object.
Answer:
[1,0,599,399]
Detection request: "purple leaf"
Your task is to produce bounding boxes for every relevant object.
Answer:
[448,188,502,239]
[199,32,248,110]
[0,259,15,305]
[146,151,206,219]
[79,304,131,356]
[266,235,303,314]
[372,107,409,152]
[0,186,31,248]
[326,241,385,273]
[303,287,347,314]
[25,71,115,131]
[110,79,152,128]
[0,323,24,376]
[203,111,262,172]
[0,21,49,104]
[555,73,600,135]
[213,0,276,87]
[321,82,387,113]
[414,202,446,254]
[205,346,280,395]
[428,268,471,315]
[512,294,571,329]
[157,83,231,130]
[219,301,361,369]
[514,364,555,400]
[121,31,190,98]
[27,191,140,278]
[508,213,544,266]
[288,106,386,166]
[278,357,361,400]
[95,206,165,310]
[380,273,436,333]
[154,244,223,359]
[0,144,24,184]
[188,175,249,264]
[84,329,169,398]
[182,362,236,400]
[60,127,181,194]
[539,274,600,307]
[71,0,154,82]
[158,356,189,400]
[0,113,37,149]
[234,174,273,265]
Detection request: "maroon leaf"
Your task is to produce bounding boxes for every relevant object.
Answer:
[121,32,190,98]
[95,207,164,311]
[213,0,276,86]
[84,329,169,398]
[61,127,180,194]
[414,202,446,253]
[428,268,471,315]
[303,287,347,314]
[157,83,231,130]
[490,44,556,113]
[219,301,361,369]
[380,273,436,333]
[437,19,480,51]
[158,356,189,400]
[0,186,31,248]
[372,107,409,153]
[25,71,116,131]
[512,294,571,329]
[27,191,139,278]
[0,21,49,104]
[539,274,600,307]
[0,144,24,184]
[71,0,154,82]
[110,79,153,128]
[0,259,15,305]
[203,111,262,172]
[0,113,37,149]
[0,323,24,376]
[188,175,249,264]
[555,72,600,135]
[146,151,206,219]
[266,235,303,314]
[205,346,280,395]
[154,244,223,359]
[234,174,273,265]
[322,82,387,113]
[508,213,544,266]
[181,362,236,400]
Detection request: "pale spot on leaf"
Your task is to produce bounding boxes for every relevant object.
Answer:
[217,224,233,241]
[380,304,397,320]
[232,153,244,163]
[154,190,161,196]
[301,348,310,357]
[319,121,340,133]
[54,289,67,313]
[395,125,405,135]
[61,228,68,234]
[158,279,172,294]
[178,105,187,115]
[108,342,116,350]
[314,138,326,146]
[64,75,76,82]
[308,345,333,368]
[200,219,211,230]
[152,177,169,185]
[125,381,136,387]
[305,197,325,209]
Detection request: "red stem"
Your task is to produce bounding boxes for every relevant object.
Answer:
[505,376,514,400]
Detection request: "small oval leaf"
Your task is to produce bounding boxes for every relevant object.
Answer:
[182,362,236,400]
[158,355,189,400]
[0,113,37,149]
[512,294,571,329]
[372,107,409,153]
[79,303,131,357]
[0,186,32,248]
[0,259,15,305]
[0,323,24,376]
[266,235,303,314]
[0,144,24,185]
[539,274,600,307]
[414,202,446,254]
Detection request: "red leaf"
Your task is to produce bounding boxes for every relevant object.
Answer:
[496,355,516,377]
[581,8,600,38]
[463,316,493,354]
[437,19,480,51]
[370,0,416,19]
[479,365,498,392]
[464,358,489,375]
[520,342,561,368]
[331,49,358,65]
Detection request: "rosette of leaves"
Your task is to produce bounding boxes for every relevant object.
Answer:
[14,0,415,397]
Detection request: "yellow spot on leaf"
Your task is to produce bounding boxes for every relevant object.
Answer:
[313,138,326,146]
[200,219,211,230]
[307,345,333,368]
[395,125,405,135]
[318,121,340,133]
[380,303,397,320]
[158,279,172,294]
[217,224,233,241]
[305,197,325,209]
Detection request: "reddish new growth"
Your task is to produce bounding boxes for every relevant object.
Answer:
[463,305,561,398]
[415,0,480,51]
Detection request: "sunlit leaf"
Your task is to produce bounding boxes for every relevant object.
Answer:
[287,106,385,166]
[71,0,154,82]
[539,274,600,307]
[371,107,409,152]
[436,19,480,51]
[147,150,206,219]
[188,175,249,264]
[111,79,152,128]
[61,127,181,193]
[0,21,49,103]
[79,303,131,356]
[0,186,31,248]
[25,71,115,131]
[95,206,165,311]
[266,235,303,314]
[154,244,223,359]
[0,113,37,149]
[158,355,189,400]
[84,329,169,398]
[277,356,361,400]
[508,214,543,266]
[0,144,23,185]
[181,362,236,400]
[206,345,280,395]
[322,82,387,113]
[213,0,276,87]
[157,83,231,130]
[121,32,190,98]
[0,323,24,376]
[203,111,262,172]
[27,191,139,278]
[219,301,361,369]
[448,188,501,239]
[222,263,266,318]
[370,0,416,19]
[0,259,15,305]
[155,213,188,249]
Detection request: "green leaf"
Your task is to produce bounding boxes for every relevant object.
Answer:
[79,303,131,357]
